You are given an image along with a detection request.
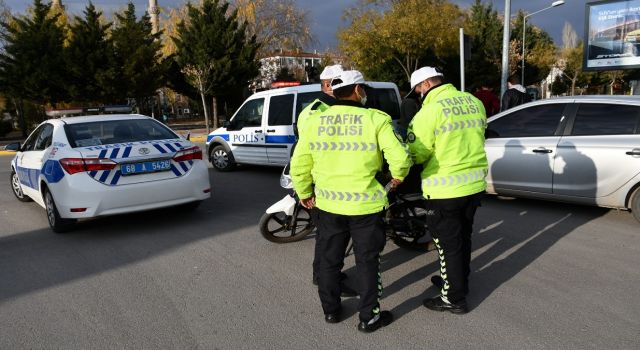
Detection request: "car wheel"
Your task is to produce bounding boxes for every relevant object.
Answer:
[631,187,640,223]
[43,188,76,233]
[10,170,32,202]
[210,145,236,172]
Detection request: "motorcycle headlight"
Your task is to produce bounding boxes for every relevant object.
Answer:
[280,174,293,189]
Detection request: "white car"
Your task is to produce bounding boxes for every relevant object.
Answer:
[8,114,211,232]
[485,96,640,222]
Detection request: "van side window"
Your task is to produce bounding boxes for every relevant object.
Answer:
[233,98,264,129]
[295,92,323,121]
[268,94,294,126]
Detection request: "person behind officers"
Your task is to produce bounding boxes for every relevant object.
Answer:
[295,64,343,137]
[501,75,531,111]
[290,70,411,333]
[406,66,488,315]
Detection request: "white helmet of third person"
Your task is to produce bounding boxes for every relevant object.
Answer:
[320,64,344,81]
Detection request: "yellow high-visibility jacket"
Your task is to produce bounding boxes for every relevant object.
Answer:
[291,100,411,215]
[407,84,488,199]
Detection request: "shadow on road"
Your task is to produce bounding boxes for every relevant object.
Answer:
[0,166,284,302]
[385,196,609,320]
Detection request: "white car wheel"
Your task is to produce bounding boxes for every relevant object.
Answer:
[44,188,75,233]
[210,145,235,172]
[631,187,640,224]
[10,170,31,202]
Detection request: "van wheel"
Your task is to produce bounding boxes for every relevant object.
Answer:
[210,145,236,172]
[44,188,76,233]
[10,170,31,202]
[631,187,640,223]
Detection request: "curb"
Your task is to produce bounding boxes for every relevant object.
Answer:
[190,136,206,142]
[0,150,16,156]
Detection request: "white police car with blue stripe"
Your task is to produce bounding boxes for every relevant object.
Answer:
[206,82,402,171]
[9,114,211,233]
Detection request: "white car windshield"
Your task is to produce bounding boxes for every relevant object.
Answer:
[65,119,179,148]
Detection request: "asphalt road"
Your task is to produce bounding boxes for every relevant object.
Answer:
[1,152,639,349]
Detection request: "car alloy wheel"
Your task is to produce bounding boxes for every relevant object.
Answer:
[10,171,31,202]
[210,145,235,171]
[45,190,56,227]
[213,149,228,168]
[12,172,24,197]
[44,188,75,233]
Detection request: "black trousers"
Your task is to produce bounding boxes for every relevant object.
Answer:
[424,192,482,303]
[315,209,386,322]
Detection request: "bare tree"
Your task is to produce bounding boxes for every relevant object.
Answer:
[558,22,584,95]
[562,21,578,50]
[233,0,313,54]
[182,64,214,133]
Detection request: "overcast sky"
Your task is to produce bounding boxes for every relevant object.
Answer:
[4,0,586,49]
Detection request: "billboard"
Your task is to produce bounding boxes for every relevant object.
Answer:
[584,0,640,70]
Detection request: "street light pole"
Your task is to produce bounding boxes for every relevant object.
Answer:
[521,0,565,86]
[500,0,511,102]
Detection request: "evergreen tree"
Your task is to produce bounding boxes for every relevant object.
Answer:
[464,0,503,90]
[172,0,259,132]
[65,2,115,104]
[0,0,67,135]
[111,3,166,110]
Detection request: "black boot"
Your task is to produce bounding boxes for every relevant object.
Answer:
[357,311,393,333]
[423,296,468,314]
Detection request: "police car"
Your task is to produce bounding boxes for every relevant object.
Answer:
[206,82,402,171]
[8,114,211,233]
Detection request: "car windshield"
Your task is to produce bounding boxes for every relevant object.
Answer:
[65,119,179,148]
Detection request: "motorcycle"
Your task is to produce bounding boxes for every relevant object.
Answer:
[259,165,433,251]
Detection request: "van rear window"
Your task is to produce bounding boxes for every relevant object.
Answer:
[366,88,401,120]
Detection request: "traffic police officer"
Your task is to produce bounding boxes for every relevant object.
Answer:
[406,67,488,314]
[292,64,354,293]
[291,70,411,332]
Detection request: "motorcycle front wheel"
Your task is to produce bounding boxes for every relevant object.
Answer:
[387,198,434,252]
[259,208,314,243]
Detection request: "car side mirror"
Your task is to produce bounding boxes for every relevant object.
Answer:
[226,120,242,131]
[185,132,191,141]
[3,142,21,151]
[222,120,230,128]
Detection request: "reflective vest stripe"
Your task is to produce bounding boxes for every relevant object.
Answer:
[422,169,487,187]
[316,187,385,202]
[434,118,487,136]
[309,142,376,152]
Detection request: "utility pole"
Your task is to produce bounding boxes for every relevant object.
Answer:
[500,0,511,103]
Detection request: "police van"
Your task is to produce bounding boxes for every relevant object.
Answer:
[206,82,402,171]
